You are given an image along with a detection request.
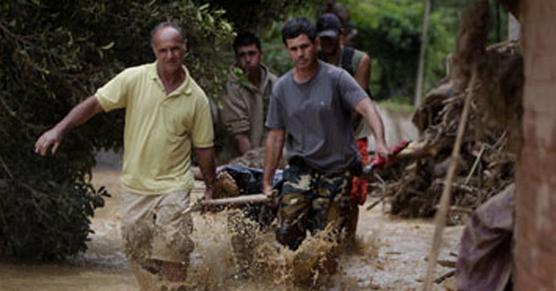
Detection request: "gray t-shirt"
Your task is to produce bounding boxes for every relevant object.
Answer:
[266,61,366,173]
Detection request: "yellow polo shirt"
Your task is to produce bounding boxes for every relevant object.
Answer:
[95,62,213,195]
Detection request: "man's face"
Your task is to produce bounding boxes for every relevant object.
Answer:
[152,27,186,73]
[236,44,262,74]
[285,34,317,70]
[318,35,340,55]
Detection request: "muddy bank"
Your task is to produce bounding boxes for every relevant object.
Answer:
[0,165,461,290]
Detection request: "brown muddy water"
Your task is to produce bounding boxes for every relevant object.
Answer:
[0,163,462,291]
[0,111,455,290]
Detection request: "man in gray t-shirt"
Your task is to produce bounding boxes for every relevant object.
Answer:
[266,60,364,173]
[263,17,388,250]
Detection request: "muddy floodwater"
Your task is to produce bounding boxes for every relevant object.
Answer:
[0,158,461,291]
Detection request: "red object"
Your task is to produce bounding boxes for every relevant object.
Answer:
[351,138,369,205]
[369,139,410,170]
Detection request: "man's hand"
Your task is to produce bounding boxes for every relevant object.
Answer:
[35,128,64,156]
[263,184,273,197]
[374,141,391,158]
[34,95,103,156]
[204,186,214,200]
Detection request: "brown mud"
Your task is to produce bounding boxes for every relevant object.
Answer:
[0,162,461,290]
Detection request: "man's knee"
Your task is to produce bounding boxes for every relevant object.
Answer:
[276,222,306,250]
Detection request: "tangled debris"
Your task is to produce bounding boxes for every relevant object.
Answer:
[372,0,523,224]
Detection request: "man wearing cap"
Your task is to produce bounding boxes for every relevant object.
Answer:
[263,17,388,250]
[316,13,373,242]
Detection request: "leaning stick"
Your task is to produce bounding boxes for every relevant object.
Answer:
[422,88,473,290]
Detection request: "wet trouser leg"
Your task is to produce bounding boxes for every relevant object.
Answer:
[276,164,352,250]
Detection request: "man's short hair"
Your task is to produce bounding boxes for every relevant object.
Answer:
[232,32,261,55]
[316,13,342,39]
[281,17,317,45]
[150,21,186,47]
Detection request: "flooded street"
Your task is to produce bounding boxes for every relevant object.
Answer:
[0,159,462,290]
[0,111,461,291]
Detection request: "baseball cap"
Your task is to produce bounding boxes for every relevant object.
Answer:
[316,13,342,38]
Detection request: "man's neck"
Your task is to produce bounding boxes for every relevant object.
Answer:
[158,67,185,94]
[294,61,319,83]
[323,47,341,65]
[247,66,262,88]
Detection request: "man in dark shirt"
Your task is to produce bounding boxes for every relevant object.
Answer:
[317,12,373,242]
[262,17,389,250]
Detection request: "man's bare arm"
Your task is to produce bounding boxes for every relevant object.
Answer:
[194,147,217,200]
[263,129,285,194]
[234,133,252,155]
[352,53,371,120]
[355,98,389,156]
[35,95,104,155]
[354,53,370,91]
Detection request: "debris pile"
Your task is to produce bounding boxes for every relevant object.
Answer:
[372,0,523,223]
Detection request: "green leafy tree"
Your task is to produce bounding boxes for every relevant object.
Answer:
[340,0,475,101]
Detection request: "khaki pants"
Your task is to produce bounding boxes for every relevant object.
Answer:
[118,190,194,265]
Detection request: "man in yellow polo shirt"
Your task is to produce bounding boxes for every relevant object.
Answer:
[34,22,216,289]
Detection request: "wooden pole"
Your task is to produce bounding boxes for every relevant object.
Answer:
[201,194,269,207]
[422,86,473,290]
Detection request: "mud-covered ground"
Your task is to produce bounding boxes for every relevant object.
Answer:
[0,162,462,291]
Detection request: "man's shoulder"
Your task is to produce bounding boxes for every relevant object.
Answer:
[186,74,208,100]
[122,63,153,76]
[349,48,368,71]
[261,64,279,82]
[112,63,153,84]
[273,70,293,91]
[319,61,347,80]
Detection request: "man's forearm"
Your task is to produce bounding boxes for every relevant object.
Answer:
[35,95,104,155]
[234,133,252,155]
[194,147,217,190]
[263,129,285,192]
[356,98,387,146]
[56,95,104,134]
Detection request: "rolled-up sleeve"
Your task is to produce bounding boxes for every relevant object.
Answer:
[191,94,214,148]
[338,70,366,109]
[95,69,131,112]
[220,83,250,135]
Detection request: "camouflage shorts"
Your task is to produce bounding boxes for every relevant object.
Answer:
[276,162,352,250]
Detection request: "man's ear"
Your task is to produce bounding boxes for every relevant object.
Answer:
[315,37,321,49]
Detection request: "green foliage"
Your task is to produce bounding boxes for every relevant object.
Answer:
[0,0,233,260]
[201,0,309,32]
[340,0,475,101]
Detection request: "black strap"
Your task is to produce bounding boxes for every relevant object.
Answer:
[341,46,355,76]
